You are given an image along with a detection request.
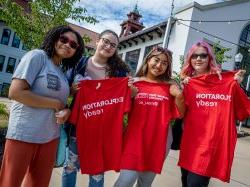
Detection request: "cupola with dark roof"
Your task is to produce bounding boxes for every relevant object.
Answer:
[119,4,144,37]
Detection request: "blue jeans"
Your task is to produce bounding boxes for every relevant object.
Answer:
[181,168,210,187]
[62,136,104,187]
[114,170,156,187]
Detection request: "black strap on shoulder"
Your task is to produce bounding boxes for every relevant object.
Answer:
[68,56,90,86]
[76,56,89,76]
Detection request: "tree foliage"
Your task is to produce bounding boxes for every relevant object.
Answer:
[172,55,184,84]
[0,0,97,49]
[212,41,231,64]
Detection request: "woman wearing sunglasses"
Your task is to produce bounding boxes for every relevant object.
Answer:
[61,30,131,187]
[0,25,84,187]
[178,41,250,187]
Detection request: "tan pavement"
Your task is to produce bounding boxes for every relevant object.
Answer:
[49,134,250,187]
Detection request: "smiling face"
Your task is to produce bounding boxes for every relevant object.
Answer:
[96,33,118,58]
[190,46,210,76]
[54,31,78,59]
[146,53,169,79]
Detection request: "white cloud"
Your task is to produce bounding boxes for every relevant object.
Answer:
[76,19,122,34]
[73,0,222,33]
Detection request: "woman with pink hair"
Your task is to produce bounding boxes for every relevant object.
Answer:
[180,41,221,80]
[178,41,250,187]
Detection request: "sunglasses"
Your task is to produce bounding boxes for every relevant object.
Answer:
[59,35,79,49]
[191,53,208,60]
[101,38,117,49]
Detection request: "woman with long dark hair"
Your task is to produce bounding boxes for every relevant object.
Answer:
[62,30,131,187]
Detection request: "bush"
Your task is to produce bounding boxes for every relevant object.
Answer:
[0,103,9,119]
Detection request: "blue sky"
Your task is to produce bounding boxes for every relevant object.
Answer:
[71,0,222,34]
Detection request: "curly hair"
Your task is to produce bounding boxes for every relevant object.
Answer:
[40,25,84,70]
[99,30,130,77]
[136,46,173,81]
[180,41,220,79]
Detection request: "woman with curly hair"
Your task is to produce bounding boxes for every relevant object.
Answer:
[0,25,84,187]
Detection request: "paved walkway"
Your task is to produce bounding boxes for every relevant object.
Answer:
[50,135,250,187]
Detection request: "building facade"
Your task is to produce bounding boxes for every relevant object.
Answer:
[0,21,27,96]
[118,0,250,87]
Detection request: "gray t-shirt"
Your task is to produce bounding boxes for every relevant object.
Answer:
[6,49,70,143]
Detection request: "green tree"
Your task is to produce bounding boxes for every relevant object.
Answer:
[172,55,184,84]
[82,34,95,56]
[212,41,231,64]
[0,0,97,49]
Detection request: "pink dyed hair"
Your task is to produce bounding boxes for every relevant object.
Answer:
[180,41,221,78]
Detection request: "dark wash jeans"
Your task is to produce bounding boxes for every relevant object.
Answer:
[181,168,210,187]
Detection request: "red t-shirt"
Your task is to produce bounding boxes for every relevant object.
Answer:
[121,81,180,173]
[69,77,131,175]
[178,72,250,182]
